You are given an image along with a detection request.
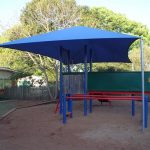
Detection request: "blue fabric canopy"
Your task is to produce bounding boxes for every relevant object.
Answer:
[0,26,139,64]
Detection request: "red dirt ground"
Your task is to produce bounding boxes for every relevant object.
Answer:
[0,100,150,150]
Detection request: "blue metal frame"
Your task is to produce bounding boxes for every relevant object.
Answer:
[144,95,148,128]
[84,46,87,116]
[67,51,72,117]
[59,47,63,115]
[89,49,92,113]
[63,94,67,124]
[67,94,72,117]
[132,99,135,116]
[67,94,71,112]
[60,47,67,124]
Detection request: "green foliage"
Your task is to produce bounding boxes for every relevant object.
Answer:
[92,63,131,72]
[129,45,150,71]
[80,7,150,45]
[0,36,34,79]
[0,48,34,78]
[20,0,80,33]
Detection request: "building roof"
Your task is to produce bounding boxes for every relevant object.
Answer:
[0,67,16,73]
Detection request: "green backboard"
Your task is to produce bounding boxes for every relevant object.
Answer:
[88,72,150,92]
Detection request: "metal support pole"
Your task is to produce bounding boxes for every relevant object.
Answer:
[63,94,67,124]
[67,54,71,73]
[84,46,87,116]
[67,51,71,95]
[89,49,92,113]
[140,38,145,130]
[67,93,70,112]
[70,96,73,118]
[59,47,67,124]
[144,96,148,128]
[59,47,63,115]
[132,99,135,116]
[67,51,72,117]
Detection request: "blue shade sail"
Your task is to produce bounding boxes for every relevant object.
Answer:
[0,26,139,64]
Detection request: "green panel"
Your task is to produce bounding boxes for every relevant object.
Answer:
[88,72,150,92]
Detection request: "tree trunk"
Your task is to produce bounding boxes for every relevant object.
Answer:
[27,52,53,100]
[42,68,53,100]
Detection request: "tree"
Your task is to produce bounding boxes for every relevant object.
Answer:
[129,45,150,71]
[0,35,34,77]
[20,0,81,33]
[80,7,150,44]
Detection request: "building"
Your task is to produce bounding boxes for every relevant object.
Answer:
[17,75,46,87]
[0,67,16,90]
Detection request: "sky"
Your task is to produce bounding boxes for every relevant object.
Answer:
[0,0,149,34]
[0,0,31,33]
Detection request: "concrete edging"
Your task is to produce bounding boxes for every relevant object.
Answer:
[0,108,16,120]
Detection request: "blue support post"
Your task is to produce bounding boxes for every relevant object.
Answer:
[84,46,87,116]
[59,47,63,115]
[67,51,72,117]
[132,99,135,116]
[63,94,67,124]
[70,97,73,118]
[67,94,71,112]
[89,49,92,113]
[144,96,148,128]
[67,94,73,118]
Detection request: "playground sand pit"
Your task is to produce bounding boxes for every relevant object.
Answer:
[0,100,150,150]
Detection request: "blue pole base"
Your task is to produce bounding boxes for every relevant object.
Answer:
[59,97,63,115]
[84,98,87,116]
[67,94,73,118]
[89,99,92,113]
[132,99,135,117]
[63,95,67,124]
[144,96,148,128]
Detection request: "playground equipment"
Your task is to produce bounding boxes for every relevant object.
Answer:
[55,72,150,128]
[55,91,149,128]
[0,26,146,129]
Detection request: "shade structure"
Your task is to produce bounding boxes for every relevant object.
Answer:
[0,26,139,64]
[0,26,147,129]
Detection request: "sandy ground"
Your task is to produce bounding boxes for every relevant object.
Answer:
[0,100,150,150]
[0,100,50,118]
